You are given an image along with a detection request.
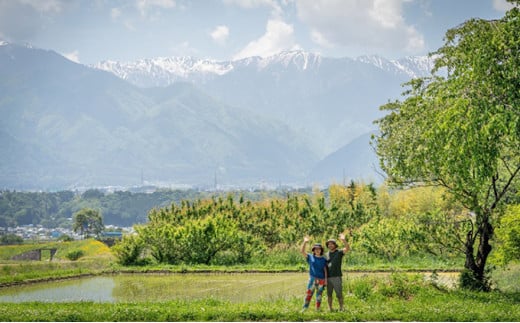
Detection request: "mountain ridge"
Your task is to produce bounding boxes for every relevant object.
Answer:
[0,43,317,190]
[0,42,436,189]
[93,50,434,88]
[92,50,434,156]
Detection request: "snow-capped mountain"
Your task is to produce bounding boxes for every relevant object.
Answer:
[95,56,234,87]
[0,43,438,189]
[93,51,435,157]
[94,51,434,88]
[356,54,436,79]
[0,43,318,189]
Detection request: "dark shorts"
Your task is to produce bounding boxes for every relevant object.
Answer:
[327,276,343,298]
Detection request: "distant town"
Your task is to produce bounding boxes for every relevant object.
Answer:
[2,223,133,241]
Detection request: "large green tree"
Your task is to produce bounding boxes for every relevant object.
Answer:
[373,4,520,290]
[73,208,104,239]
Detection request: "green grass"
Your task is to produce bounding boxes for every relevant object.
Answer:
[491,263,520,293]
[0,240,114,285]
[0,239,113,262]
[0,274,518,321]
[1,242,519,321]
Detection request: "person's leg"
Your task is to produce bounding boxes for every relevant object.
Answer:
[335,277,344,311]
[315,278,326,310]
[303,277,316,310]
[338,295,344,311]
[326,278,334,311]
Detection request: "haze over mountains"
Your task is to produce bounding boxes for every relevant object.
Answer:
[0,42,434,190]
[95,52,434,156]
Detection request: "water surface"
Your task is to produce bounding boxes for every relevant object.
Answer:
[0,271,457,303]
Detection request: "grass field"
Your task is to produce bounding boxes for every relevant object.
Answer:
[0,273,518,321]
[0,240,519,321]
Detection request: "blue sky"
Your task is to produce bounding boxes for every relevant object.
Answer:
[0,0,515,64]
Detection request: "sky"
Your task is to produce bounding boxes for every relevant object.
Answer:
[0,0,516,65]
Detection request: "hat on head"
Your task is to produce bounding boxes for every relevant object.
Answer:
[326,239,338,248]
[311,243,323,252]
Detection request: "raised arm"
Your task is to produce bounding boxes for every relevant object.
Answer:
[301,236,310,257]
[339,232,350,254]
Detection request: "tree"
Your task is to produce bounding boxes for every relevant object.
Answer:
[72,208,104,239]
[492,205,520,265]
[373,4,520,290]
[0,233,24,245]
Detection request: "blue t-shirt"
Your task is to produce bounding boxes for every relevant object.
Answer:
[307,253,327,279]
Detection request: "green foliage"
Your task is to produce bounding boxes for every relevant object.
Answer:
[57,234,74,242]
[72,208,104,238]
[0,188,314,228]
[373,6,520,288]
[0,233,23,245]
[65,249,84,261]
[459,269,492,292]
[379,273,422,299]
[111,234,145,266]
[492,205,520,265]
[116,185,382,266]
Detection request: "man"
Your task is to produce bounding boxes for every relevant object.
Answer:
[325,232,350,311]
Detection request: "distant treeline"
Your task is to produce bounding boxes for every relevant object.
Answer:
[0,188,312,228]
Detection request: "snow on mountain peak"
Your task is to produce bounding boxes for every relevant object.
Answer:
[94,56,233,84]
[258,50,322,70]
[93,51,433,88]
[356,54,435,78]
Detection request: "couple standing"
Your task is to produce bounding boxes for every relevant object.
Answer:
[300,233,350,312]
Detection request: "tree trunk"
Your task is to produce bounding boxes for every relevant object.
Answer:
[463,213,493,291]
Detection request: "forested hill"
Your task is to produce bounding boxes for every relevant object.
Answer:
[0,188,311,228]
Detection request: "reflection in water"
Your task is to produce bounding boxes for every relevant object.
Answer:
[0,273,307,303]
[0,272,457,303]
[0,277,115,302]
[112,272,307,302]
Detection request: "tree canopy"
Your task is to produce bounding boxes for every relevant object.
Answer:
[73,208,104,239]
[373,5,520,290]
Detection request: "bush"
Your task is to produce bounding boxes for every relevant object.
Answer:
[58,234,74,242]
[210,250,241,266]
[380,273,422,299]
[65,249,85,261]
[0,234,23,245]
[252,244,301,266]
[112,234,145,265]
[459,269,491,291]
[350,278,374,300]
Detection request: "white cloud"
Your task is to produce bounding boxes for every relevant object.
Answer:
[210,25,230,45]
[111,7,122,20]
[62,50,80,63]
[295,0,424,55]
[223,0,277,9]
[493,0,516,11]
[223,0,283,18]
[18,0,64,13]
[233,19,300,60]
[136,0,175,16]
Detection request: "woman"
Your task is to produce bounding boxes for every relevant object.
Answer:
[300,236,327,312]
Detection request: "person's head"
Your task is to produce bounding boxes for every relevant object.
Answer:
[326,239,338,251]
[312,243,323,256]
